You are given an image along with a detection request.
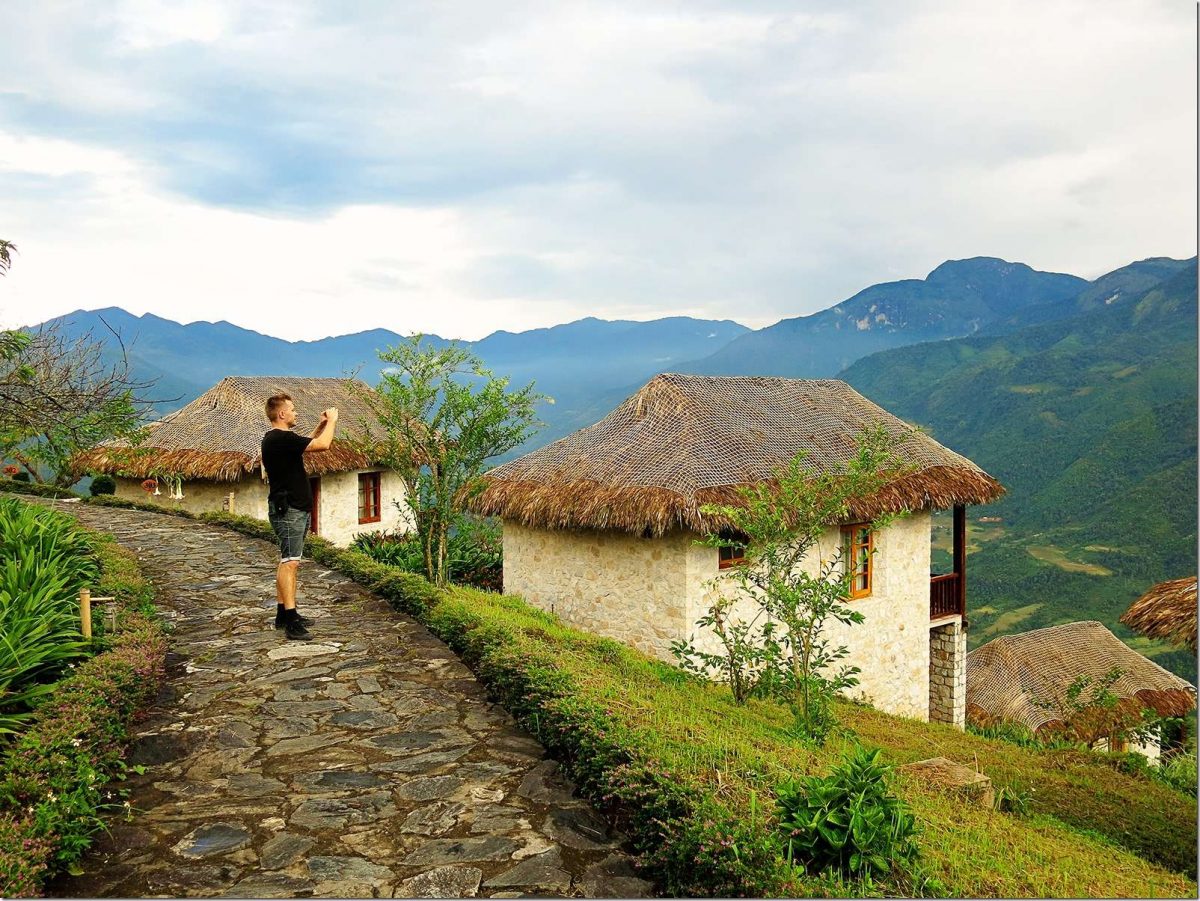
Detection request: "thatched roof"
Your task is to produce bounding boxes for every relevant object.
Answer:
[1120,577,1198,651]
[72,376,384,482]
[967,621,1196,734]
[468,373,1004,536]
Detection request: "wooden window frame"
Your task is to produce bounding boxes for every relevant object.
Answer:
[358,471,382,524]
[718,542,747,570]
[843,523,873,599]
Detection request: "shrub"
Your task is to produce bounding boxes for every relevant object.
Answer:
[88,475,116,496]
[776,745,919,882]
[352,516,502,591]
[1155,750,1198,796]
[0,499,100,734]
[0,479,77,498]
[0,506,166,897]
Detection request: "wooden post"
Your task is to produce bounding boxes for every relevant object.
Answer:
[80,587,92,640]
[227,492,236,514]
[953,504,967,616]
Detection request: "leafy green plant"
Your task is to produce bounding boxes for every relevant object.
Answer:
[0,499,100,734]
[669,597,785,704]
[88,474,116,496]
[1155,750,1198,796]
[775,745,919,881]
[348,336,543,586]
[352,516,502,591]
[675,427,904,740]
[0,503,166,897]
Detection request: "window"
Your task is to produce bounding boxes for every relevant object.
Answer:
[717,530,748,569]
[358,472,382,524]
[842,523,872,598]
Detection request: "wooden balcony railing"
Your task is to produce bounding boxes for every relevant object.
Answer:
[930,573,963,619]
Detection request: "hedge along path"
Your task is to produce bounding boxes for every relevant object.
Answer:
[47,501,651,900]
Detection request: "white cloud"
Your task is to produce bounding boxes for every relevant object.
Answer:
[0,0,1193,341]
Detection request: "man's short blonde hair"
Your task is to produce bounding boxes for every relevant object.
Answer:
[265,392,293,422]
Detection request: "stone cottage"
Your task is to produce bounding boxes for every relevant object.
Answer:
[967,621,1196,760]
[73,376,413,547]
[469,373,1004,726]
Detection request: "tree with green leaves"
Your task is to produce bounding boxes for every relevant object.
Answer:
[354,336,545,587]
[0,323,154,486]
[675,426,905,740]
[0,239,15,276]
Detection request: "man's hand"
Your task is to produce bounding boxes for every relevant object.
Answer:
[306,407,340,452]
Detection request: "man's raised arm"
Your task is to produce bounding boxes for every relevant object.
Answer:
[305,408,338,452]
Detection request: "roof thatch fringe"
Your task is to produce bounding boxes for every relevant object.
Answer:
[71,376,386,482]
[72,442,373,482]
[967,621,1197,735]
[1120,577,1198,651]
[469,373,1004,536]
[471,464,1003,537]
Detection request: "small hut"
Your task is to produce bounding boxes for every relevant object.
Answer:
[967,621,1196,759]
[1120,577,1198,652]
[469,373,1004,724]
[73,376,413,547]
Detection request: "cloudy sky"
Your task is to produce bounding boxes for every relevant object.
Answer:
[1,1,1194,341]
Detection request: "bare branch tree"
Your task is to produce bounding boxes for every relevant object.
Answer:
[0,319,163,486]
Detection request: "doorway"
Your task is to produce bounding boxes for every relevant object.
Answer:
[309,477,321,536]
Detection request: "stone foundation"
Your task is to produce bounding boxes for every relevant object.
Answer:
[929,619,966,728]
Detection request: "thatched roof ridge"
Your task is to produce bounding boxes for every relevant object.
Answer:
[72,376,384,482]
[1120,577,1198,651]
[966,621,1196,734]
[469,373,1004,535]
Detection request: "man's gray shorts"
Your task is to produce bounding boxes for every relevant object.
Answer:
[269,507,310,563]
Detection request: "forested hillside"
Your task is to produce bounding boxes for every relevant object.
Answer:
[843,261,1198,679]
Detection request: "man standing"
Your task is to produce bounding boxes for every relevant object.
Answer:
[261,393,338,641]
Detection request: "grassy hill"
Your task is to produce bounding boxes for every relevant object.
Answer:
[843,261,1198,679]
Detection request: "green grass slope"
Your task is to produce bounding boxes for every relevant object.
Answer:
[842,262,1198,678]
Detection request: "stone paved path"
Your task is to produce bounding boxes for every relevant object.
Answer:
[46,502,652,899]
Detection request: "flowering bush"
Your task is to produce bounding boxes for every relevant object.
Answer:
[0,514,165,897]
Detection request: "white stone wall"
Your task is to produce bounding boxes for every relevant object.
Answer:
[311,469,414,546]
[115,476,269,518]
[930,619,967,728]
[683,512,934,721]
[501,522,691,659]
[114,469,413,547]
[502,511,935,721]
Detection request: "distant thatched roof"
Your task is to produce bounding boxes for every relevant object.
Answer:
[468,373,1004,536]
[967,621,1196,734]
[1120,577,1198,651]
[72,376,384,482]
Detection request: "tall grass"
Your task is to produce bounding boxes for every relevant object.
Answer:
[0,498,98,735]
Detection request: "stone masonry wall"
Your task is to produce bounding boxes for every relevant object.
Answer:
[685,511,934,721]
[115,469,413,547]
[929,619,966,728]
[503,512,935,722]
[501,522,690,659]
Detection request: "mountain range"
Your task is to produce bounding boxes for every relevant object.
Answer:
[30,253,1198,678]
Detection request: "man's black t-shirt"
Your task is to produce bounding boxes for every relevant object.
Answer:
[261,428,313,512]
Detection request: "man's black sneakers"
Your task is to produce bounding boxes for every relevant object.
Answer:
[277,606,313,640]
[275,605,314,630]
[284,618,312,641]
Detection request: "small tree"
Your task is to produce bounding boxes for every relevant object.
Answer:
[354,336,544,587]
[1035,667,1163,752]
[0,322,155,486]
[675,426,905,740]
